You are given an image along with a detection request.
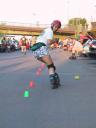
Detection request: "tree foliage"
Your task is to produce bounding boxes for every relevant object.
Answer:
[68,18,87,26]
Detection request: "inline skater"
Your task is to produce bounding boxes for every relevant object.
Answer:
[31,20,61,89]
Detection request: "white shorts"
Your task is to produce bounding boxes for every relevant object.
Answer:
[32,46,49,58]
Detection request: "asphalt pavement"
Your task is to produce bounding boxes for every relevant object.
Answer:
[0,49,96,128]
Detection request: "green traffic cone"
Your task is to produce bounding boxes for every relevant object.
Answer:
[74,75,80,80]
[23,90,30,97]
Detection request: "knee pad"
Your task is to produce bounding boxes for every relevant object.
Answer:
[47,63,56,71]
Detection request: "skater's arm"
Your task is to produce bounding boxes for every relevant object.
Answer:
[47,39,56,45]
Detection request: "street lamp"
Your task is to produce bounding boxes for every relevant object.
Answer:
[66,0,70,22]
[32,13,39,26]
[94,5,96,21]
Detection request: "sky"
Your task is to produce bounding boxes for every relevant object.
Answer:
[0,0,96,25]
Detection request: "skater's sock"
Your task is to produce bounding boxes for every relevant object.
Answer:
[48,68,55,75]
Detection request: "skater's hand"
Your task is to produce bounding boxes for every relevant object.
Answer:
[48,39,57,45]
[47,39,54,45]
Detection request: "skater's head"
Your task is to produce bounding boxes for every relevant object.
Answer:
[51,20,61,32]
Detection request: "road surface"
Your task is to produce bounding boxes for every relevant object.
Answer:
[0,49,96,128]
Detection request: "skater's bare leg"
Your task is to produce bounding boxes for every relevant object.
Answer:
[37,55,55,75]
[37,55,60,88]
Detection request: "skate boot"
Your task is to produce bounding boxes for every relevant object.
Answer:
[69,55,76,59]
[49,74,59,89]
[54,73,61,86]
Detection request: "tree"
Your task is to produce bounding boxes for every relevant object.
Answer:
[68,18,87,26]
[68,18,88,35]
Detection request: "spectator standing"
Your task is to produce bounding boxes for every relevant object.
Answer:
[21,36,27,55]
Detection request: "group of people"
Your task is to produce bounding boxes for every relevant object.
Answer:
[19,36,37,55]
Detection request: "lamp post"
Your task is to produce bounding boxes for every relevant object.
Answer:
[66,0,70,22]
[94,5,96,21]
[32,13,39,26]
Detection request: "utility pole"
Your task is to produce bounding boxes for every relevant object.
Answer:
[94,5,96,21]
[66,0,70,23]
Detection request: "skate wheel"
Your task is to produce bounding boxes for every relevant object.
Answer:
[69,56,76,59]
[51,84,59,89]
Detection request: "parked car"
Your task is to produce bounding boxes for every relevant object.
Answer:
[82,39,96,57]
[89,40,96,55]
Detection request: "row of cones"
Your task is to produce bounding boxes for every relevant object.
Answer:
[23,81,36,97]
[23,64,80,97]
[23,63,46,97]
[36,63,46,76]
